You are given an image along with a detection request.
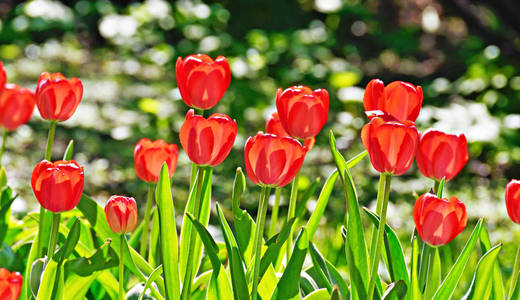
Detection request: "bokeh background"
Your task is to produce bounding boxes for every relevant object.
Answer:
[1,0,520,296]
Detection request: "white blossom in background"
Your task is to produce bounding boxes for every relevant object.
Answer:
[25,0,73,22]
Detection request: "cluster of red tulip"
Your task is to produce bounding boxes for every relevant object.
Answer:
[2,52,520,299]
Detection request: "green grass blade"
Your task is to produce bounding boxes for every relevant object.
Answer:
[364,207,409,285]
[272,227,309,300]
[479,225,505,300]
[432,219,484,300]
[305,170,338,240]
[216,203,249,300]
[462,244,502,300]
[156,163,180,300]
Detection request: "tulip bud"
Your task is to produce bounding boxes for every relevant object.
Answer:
[363,79,423,123]
[265,112,315,151]
[104,195,138,234]
[506,179,520,224]
[134,138,179,183]
[361,116,419,175]
[275,86,329,140]
[244,132,306,188]
[0,83,36,131]
[31,160,84,213]
[176,54,231,110]
[413,193,467,246]
[0,268,22,300]
[179,109,237,166]
[416,129,468,181]
[35,72,83,122]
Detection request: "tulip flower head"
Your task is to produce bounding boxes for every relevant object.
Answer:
[505,179,520,224]
[0,268,22,300]
[35,72,83,122]
[416,129,468,181]
[275,85,329,140]
[176,54,231,110]
[244,132,306,188]
[0,62,6,93]
[0,83,35,131]
[104,195,138,234]
[363,79,423,123]
[265,112,315,151]
[413,193,467,246]
[180,109,237,166]
[31,160,84,213]
[361,116,419,175]
[134,138,179,183]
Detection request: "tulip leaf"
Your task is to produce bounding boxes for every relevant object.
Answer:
[62,140,74,160]
[258,264,279,300]
[231,168,257,263]
[64,272,99,300]
[346,150,368,168]
[424,248,441,300]
[64,240,118,276]
[258,217,296,278]
[179,166,212,280]
[308,241,350,299]
[156,163,180,300]
[36,259,64,300]
[303,288,330,300]
[300,270,319,295]
[331,285,342,300]
[479,225,505,300]
[461,244,502,300]
[363,207,409,286]
[409,235,422,300]
[138,265,165,300]
[76,193,166,296]
[305,170,338,240]
[330,130,369,299]
[432,219,484,300]
[186,213,234,300]
[149,208,160,267]
[436,178,445,198]
[54,217,81,264]
[271,227,309,300]
[216,203,249,300]
[382,280,407,300]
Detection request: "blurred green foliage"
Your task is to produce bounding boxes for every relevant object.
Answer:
[1,0,520,297]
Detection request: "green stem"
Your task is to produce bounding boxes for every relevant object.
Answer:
[509,244,520,299]
[45,121,57,161]
[433,180,440,195]
[286,176,298,261]
[251,186,271,300]
[140,183,155,259]
[367,173,392,299]
[46,213,60,262]
[0,129,7,168]
[119,234,125,300]
[37,121,57,256]
[268,188,281,238]
[180,166,205,300]
[368,175,386,261]
[418,243,432,291]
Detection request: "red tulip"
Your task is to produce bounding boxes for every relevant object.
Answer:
[361,116,419,175]
[244,132,306,188]
[134,138,179,183]
[265,112,315,150]
[0,268,22,300]
[416,129,468,181]
[413,193,467,246]
[0,84,35,131]
[505,179,520,224]
[275,86,329,140]
[35,72,83,122]
[31,160,84,213]
[104,195,138,234]
[179,109,237,166]
[363,79,423,123]
[176,54,231,110]
[0,62,6,93]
